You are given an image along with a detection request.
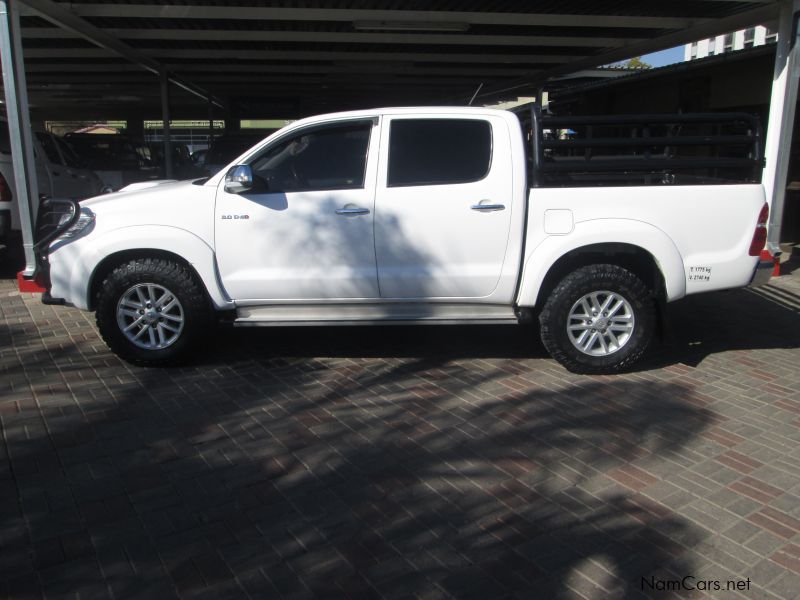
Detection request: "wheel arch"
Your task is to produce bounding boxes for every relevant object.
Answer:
[89,249,209,311]
[517,219,686,308]
[533,242,666,310]
[79,226,232,311]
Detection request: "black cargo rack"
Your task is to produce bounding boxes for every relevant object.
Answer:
[509,103,764,188]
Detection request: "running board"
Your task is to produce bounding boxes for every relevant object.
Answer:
[233,303,519,327]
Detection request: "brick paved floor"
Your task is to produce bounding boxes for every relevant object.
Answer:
[1,258,800,599]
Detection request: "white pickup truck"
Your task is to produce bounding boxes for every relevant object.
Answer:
[36,106,772,373]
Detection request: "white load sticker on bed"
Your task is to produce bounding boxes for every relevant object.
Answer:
[688,266,712,282]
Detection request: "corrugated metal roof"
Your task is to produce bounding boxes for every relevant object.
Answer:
[10,0,780,118]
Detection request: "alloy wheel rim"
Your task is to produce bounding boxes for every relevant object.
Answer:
[116,283,185,350]
[566,290,635,356]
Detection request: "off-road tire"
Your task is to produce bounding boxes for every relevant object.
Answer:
[96,258,211,366]
[539,264,655,374]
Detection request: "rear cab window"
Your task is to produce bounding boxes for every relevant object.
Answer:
[387,119,492,187]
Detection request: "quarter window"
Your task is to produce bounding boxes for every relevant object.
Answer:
[251,121,372,193]
[387,119,492,187]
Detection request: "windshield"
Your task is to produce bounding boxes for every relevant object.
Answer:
[66,136,144,170]
[206,134,268,165]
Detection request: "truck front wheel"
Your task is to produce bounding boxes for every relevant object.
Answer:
[95,258,211,366]
[539,264,655,374]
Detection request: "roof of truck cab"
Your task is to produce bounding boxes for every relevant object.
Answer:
[287,106,517,128]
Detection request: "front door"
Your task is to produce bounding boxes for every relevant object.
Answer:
[374,115,514,300]
[215,119,381,302]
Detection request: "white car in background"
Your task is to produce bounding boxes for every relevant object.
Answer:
[1,118,105,251]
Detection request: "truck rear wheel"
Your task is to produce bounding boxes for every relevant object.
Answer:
[96,258,211,366]
[539,264,655,374]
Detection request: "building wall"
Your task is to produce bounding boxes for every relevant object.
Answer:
[551,48,775,119]
[685,26,777,61]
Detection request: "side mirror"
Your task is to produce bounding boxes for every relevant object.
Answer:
[224,164,254,194]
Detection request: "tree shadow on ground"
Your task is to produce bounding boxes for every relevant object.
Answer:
[201,323,543,362]
[1,330,714,599]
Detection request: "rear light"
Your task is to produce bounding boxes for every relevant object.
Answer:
[0,171,11,203]
[748,202,769,256]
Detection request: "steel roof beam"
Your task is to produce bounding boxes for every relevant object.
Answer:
[36,4,707,30]
[20,47,586,65]
[19,0,223,107]
[20,27,644,47]
[24,63,536,77]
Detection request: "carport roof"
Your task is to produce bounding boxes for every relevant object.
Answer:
[6,0,783,119]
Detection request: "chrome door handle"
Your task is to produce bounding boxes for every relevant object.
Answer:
[471,203,505,211]
[335,207,370,216]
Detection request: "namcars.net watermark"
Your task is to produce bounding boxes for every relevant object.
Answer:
[642,575,751,593]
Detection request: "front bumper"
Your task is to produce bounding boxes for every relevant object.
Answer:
[32,198,80,301]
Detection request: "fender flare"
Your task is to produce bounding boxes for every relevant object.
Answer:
[516,218,686,306]
[72,225,233,310]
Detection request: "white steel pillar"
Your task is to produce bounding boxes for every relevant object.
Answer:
[762,0,800,255]
[0,0,39,276]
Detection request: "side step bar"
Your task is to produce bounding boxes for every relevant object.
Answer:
[233,303,520,327]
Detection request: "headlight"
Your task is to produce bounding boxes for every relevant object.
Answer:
[58,209,95,239]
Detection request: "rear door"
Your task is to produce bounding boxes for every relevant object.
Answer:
[374,115,514,300]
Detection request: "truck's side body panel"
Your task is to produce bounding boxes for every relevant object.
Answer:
[207,107,528,306]
[47,181,231,310]
[516,184,765,306]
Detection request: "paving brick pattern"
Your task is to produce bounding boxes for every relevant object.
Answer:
[1,264,800,599]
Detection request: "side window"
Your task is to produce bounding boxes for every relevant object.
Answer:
[251,121,372,193]
[36,133,62,165]
[387,119,492,187]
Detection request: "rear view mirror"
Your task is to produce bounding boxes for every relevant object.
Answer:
[224,164,254,194]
